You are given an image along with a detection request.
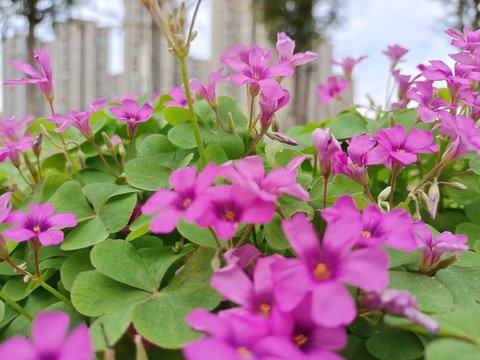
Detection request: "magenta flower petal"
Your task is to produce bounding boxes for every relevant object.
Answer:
[312,281,357,327]
[150,209,182,233]
[3,227,37,242]
[338,247,389,290]
[38,229,65,246]
[33,312,70,352]
[49,213,78,228]
[282,213,321,263]
[0,336,35,360]
[142,190,178,214]
[9,60,40,78]
[211,265,254,307]
[170,166,198,193]
[59,324,94,360]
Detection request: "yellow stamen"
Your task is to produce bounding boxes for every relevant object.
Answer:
[237,347,252,357]
[223,210,236,222]
[362,230,372,238]
[292,334,308,348]
[253,74,259,80]
[129,117,136,122]
[182,198,192,208]
[259,303,271,317]
[352,163,359,167]
[396,149,406,152]
[314,263,331,281]
[33,226,40,233]
[428,104,434,109]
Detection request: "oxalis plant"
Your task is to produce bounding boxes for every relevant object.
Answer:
[0,0,479,359]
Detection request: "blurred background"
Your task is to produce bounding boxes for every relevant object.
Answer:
[0,0,474,129]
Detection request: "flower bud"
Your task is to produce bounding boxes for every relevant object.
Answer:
[378,186,391,203]
[388,112,396,127]
[417,189,430,212]
[227,112,235,133]
[271,117,280,132]
[178,2,186,27]
[65,159,73,175]
[434,254,459,272]
[266,132,299,146]
[33,133,43,157]
[428,181,440,220]
[0,235,9,260]
[441,181,467,190]
[118,142,127,159]
[77,148,86,170]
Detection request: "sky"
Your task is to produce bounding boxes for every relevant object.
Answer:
[328,0,455,107]
[1,0,459,113]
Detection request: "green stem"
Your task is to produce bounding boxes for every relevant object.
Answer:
[89,140,122,181]
[364,185,376,205]
[236,224,254,248]
[56,129,85,186]
[389,173,397,209]
[406,162,445,205]
[178,55,208,166]
[0,290,33,321]
[38,280,74,308]
[14,164,35,191]
[213,107,225,130]
[208,227,223,250]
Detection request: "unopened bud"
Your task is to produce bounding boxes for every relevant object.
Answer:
[227,112,235,133]
[189,30,198,42]
[440,181,468,190]
[77,149,86,170]
[33,133,43,157]
[118,142,126,159]
[408,194,421,221]
[102,132,114,152]
[168,12,176,34]
[134,335,149,360]
[271,117,280,132]
[428,181,440,220]
[178,2,186,27]
[435,254,460,272]
[266,132,299,146]
[211,248,227,271]
[66,159,73,175]
[378,186,391,204]
[417,189,430,212]
[0,235,9,260]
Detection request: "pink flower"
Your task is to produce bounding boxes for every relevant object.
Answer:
[374,125,437,173]
[445,26,480,52]
[276,32,318,67]
[164,86,193,108]
[406,81,457,123]
[189,67,229,108]
[363,289,439,333]
[332,134,384,186]
[110,98,154,137]
[4,49,54,101]
[0,311,94,360]
[189,185,275,240]
[273,212,389,327]
[312,128,342,178]
[47,98,108,140]
[383,45,408,69]
[329,56,367,81]
[259,89,290,129]
[220,155,309,202]
[0,115,35,142]
[223,46,294,100]
[414,221,468,273]
[317,76,348,103]
[3,203,77,246]
[142,163,219,234]
[0,134,34,166]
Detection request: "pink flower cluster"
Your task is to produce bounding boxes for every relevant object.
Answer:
[142,156,308,240]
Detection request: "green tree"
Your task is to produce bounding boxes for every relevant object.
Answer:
[437,0,480,31]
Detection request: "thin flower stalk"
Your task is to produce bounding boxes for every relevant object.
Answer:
[0,290,33,321]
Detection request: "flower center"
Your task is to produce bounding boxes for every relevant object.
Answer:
[182,198,192,208]
[396,149,406,152]
[258,303,271,317]
[237,347,252,357]
[353,163,359,167]
[292,334,308,348]
[129,117,136,122]
[362,230,372,238]
[253,74,260,80]
[428,104,435,109]
[33,226,40,233]
[313,263,331,281]
[222,210,236,222]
